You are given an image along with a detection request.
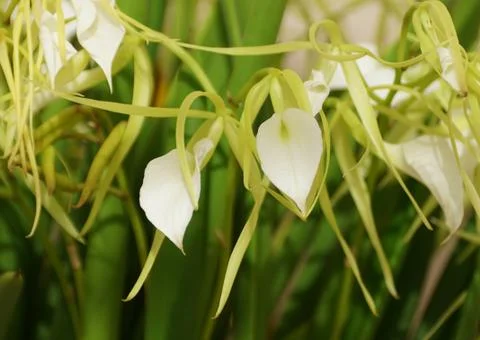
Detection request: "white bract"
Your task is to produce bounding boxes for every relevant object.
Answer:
[304,70,330,115]
[71,0,125,90]
[256,108,323,215]
[139,139,214,252]
[39,11,78,86]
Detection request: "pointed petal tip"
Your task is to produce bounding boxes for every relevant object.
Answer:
[74,0,125,91]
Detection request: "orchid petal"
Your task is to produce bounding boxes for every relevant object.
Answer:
[61,0,78,39]
[139,149,201,252]
[437,47,461,93]
[193,138,214,167]
[139,139,214,252]
[72,0,125,90]
[39,11,77,87]
[256,108,323,214]
[328,43,400,101]
[329,42,380,90]
[304,70,330,115]
[400,136,464,230]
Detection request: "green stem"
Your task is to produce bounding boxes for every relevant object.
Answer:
[81,195,129,340]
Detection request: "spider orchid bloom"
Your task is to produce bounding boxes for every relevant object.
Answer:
[139,139,214,252]
[256,108,323,216]
[386,135,476,231]
[39,11,78,86]
[304,70,330,115]
[71,0,125,90]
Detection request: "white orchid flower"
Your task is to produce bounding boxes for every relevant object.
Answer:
[256,108,323,215]
[139,139,214,252]
[304,70,330,115]
[39,11,78,86]
[386,135,476,231]
[71,0,125,90]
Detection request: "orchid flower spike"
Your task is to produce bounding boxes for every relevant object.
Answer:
[71,0,125,90]
[39,11,78,87]
[386,135,476,231]
[139,139,214,252]
[256,108,323,216]
[304,70,330,115]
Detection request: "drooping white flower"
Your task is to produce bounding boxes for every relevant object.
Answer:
[304,70,330,115]
[256,108,323,215]
[71,0,125,90]
[139,139,214,252]
[386,135,476,231]
[39,11,78,86]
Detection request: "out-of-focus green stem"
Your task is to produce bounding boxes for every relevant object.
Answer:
[81,195,129,340]
[0,271,23,340]
[43,233,81,339]
[202,154,239,340]
[63,233,85,317]
[117,169,148,264]
[331,224,363,339]
[222,0,242,47]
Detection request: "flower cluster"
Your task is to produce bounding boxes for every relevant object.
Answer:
[139,40,479,252]
[38,0,125,89]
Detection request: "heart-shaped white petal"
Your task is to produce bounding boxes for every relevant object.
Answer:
[39,11,78,87]
[256,108,323,214]
[72,0,125,90]
[139,139,214,252]
[139,149,200,252]
[304,70,330,115]
[388,136,465,230]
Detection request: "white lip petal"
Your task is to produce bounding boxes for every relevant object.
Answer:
[73,0,125,90]
[328,42,397,100]
[436,47,461,93]
[329,43,380,90]
[139,149,201,252]
[193,138,214,166]
[39,11,78,87]
[304,70,330,115]
[364,64,396,100]
[256,108,323,214]
[401,135,464,230]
